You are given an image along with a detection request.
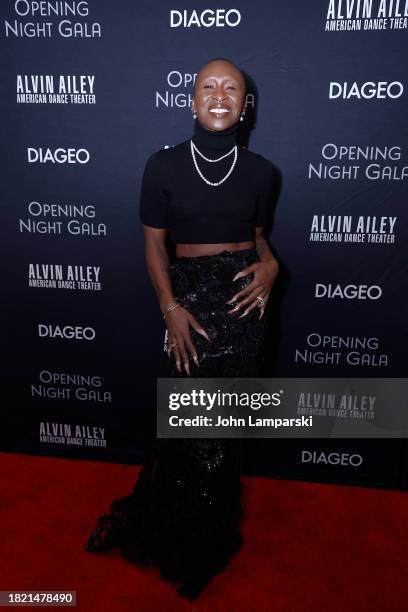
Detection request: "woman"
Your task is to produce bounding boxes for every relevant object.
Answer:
[84,57,279,601]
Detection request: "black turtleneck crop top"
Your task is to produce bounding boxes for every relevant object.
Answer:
[139,118,275,244]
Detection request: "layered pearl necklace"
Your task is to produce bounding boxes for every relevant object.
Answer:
[190,139,238,187]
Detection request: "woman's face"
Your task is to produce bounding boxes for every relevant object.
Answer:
[192,61,245,131]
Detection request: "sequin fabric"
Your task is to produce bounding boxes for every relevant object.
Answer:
[84,247,270,601]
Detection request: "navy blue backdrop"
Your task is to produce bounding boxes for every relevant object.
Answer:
[1,0,407,488]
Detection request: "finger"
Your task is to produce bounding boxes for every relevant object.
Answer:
[261,290,270,307]
[227,286,264,314]
[173,345,182,373]
[226,282,257,305]
[226,269,261,305]
[189,317,210,342]
[166,331,175,357]
[177,339,191,376]
[181,322,199,367]
[184,333,200,368]
[257,291,269,319]
[231,263,257,282]
[251,288,269,306]
[237,298,261,318]
[239,289,270,319]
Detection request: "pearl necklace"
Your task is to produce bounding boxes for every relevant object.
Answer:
[190,139,238,187]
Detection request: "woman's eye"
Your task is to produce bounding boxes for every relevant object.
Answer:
[203,84,213,88]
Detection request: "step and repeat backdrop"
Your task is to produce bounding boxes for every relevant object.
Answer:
[1,1,407,488]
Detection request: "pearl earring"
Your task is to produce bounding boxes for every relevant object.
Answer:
[193,111,197,119]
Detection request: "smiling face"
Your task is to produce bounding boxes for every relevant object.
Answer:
[192,60,246,131]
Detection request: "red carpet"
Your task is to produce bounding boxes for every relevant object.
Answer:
[0,451,407,611]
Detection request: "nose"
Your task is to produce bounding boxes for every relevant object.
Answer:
[212,83,228,99]
[213,92,227,102]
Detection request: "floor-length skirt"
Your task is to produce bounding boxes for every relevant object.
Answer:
[85,247,270,600]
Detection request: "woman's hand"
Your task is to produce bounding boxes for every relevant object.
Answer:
[165,306,210,375]
[225,259,279,319]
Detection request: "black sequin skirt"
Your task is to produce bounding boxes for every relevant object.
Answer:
[85,248,270,600]
[167,246,269,377]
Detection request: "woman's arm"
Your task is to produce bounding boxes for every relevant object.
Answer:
[142,225,210,375]
[254,227,279,269]
[142,225,175,315]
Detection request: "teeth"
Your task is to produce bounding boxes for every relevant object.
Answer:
[209,108,230,113]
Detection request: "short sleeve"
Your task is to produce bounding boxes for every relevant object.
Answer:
[255,158,275,227]
[139,151,168,229]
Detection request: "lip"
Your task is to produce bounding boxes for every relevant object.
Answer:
[209,106,231,115]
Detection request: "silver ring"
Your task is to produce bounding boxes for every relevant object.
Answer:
[256,296,265,307]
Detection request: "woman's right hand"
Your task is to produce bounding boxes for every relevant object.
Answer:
[165,306,210,375]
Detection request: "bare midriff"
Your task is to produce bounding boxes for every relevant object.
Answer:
[176,241,254,258]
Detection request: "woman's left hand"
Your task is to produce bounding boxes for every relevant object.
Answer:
[225,259,279,319]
